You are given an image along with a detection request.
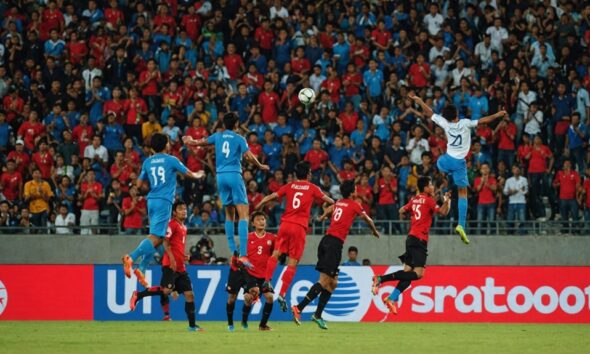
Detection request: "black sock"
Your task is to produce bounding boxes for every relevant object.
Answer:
[242,304,251,324]
[160,294,170,315]
[379,273,396,283]
[314,289,332,319]
[137,286,163,300]
[226,302,235,326]
[392,270,419,281]
[297,282,324,311]
[260,302,273,327]
[185,302,196,327]
[396,280,412,293]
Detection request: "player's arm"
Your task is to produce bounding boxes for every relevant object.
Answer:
[320,193,335,205]
[477,110,508,125]
[317,204,334,222]
[163,237,177,272]
[185,169,206,179]
[359,212,380,238]
[255,192,279,210]
[437,192,452,216]
[244,149,269,171]
[182,135,209,146]
[408,92,433,119]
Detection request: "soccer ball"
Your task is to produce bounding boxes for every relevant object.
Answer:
[298,88,316,105]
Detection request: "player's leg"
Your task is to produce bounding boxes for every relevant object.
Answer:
[311,273,336,330]
[264,228,287,285]
[259,290,274,331]
[224,205,238,253]
[160,294,170,320]
[241,287,258,329]
[225,268,244,331]
[277,224,306,302]
[177,273,202,332]
[456,186,470,243]
[235,204,252,267]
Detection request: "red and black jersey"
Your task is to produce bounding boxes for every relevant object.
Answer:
[162,219,188,272]
[402,193,440,242]
[246,231,276,279]
[277,181,325,230]
[326,199,365,243]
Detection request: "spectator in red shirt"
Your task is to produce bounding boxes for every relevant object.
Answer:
[553,160,581,234]
[181,5,201,41]
[526,136,554,219]
[0,159,23,203]
[339,102,359,134]
[373,165,399,234]
[356,174,374,216]
[304,139,329,182]
[291,46,311,76]
[122,186,147,235]
[258,81,280,125]
[66,32,88,66]
[247,180,264,214]
[7,140,30,177]
[139,59,162,114]
[494,114,517,168]
[224,43,245,81]
[17,111,46,152]
[110,151,133,193]
[79,169,104,235]
[42,0,64,33]
[254,18,274,58]
[337,159,357,183]
[371,20,391,51]
[247,132,262,159]
[581,166,590,226]
[342,63,363,107]
[72,114,93,156]
[474,163,497,235]
[321,67,342,105]
[31,139,54,180]
[104,0,125,31]
[3,88,24,123]
[408,54,430,88]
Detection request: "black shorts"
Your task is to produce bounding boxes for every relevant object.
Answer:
[398,235,428,268]
[315,235,343,278]
[226,269,265,294]
[160,267,193,293]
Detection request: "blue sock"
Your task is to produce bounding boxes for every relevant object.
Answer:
[458,197,467,228]
[156,245,164,256]
[238,219,248,256]
[129,238,156,262]
[225,221,237,253]
[139,254,153,274]
[388,288,401,302]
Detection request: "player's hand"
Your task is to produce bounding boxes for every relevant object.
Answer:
[182,135,195,145]
[498,110,508,118]
[408,92,418,100]
[372,230,380,238]
[259,164,270,171]
[443,192,451,203]
[194,170,206,179]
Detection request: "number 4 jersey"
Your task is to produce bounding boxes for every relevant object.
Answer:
[207,130,249,173]
[277,180,325,230]
[326,198,366,242]
[139,153,189,204]
[432,113,478,159]
[402,193,440,242]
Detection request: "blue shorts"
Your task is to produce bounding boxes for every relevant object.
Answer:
[437,154,469,188]
[217,172,248,206]
[147,199,173,237]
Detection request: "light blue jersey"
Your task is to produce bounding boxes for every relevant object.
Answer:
[207,131,249,173]
[139,153,188,203]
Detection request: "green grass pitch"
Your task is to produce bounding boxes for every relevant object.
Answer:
[1,321,589,354]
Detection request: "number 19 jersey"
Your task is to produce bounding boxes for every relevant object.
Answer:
[207,130,249,173]
[402,193,440,242]
[432,113,478,159]
[139,153,188,203]
[277,180,325,230]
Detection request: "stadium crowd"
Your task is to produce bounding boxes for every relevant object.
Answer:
[0,0,590,236]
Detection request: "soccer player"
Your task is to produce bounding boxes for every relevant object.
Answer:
[183,112,269,268]
[291,180,380,330]
[129,201,203,331]
[255,161,334,311]
[226,211,276,331]
[408,92,506,243]
[122,133,204,286]
[371,176,451,315]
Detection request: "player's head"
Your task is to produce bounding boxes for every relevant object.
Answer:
[295,161,311,180]
[223,112,239,130]
[151,133,169,153]
[348,246,358,261]
[251,211,267,231]
[441,104,458,122]
[417,176,434,195]
[172,201,188,221]
[340,180,356,199]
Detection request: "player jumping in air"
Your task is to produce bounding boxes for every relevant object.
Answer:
[226,211,276,332]
[371,176,451,315]
[292,180,380,330]
[183,112,269,269]
[256,161,334,312]
[122,133,204,286]
[408,92,506,243]
[129,201,203,331]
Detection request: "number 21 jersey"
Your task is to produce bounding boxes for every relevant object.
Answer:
[277,180,324,230]
[402,193,440,242]
[139,153,188,203]
[432,113,478,159]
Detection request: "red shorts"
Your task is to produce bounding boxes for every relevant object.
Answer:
[276,221,307,261]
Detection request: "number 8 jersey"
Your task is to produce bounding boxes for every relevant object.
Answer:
[276,180,325,230]
[402,193,440,242]
[432,113,478,159]
[326,199,365,242]
[139,153,189,203]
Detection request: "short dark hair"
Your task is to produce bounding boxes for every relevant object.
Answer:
[173,201,186,212]
[150,133,169,153]
[441,105,458,121]
[295,161,311,179]
[251,210,266,221]
[417,176,432,193]
[348,246,358,253]
[223,112,239,129]
[340,180,355,199]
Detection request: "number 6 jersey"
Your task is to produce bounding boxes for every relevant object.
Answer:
[402,193,440,242]
[432,113,478,159]
[276,180,325,231]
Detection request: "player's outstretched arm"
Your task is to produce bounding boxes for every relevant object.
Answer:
[185,170,206,180]
[478,110,508,125]
[255,192,279,210]
[360,212,380,238]
[182,135,209,147]
[317,204,334,222]
[438,192,452,216]
[244,150,270,171]
[321,194,335,205]
[408,92,433,119]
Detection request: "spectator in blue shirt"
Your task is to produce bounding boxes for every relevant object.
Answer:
[262,130,282,172]
[103,113,125,154]
[567,113,587,173]
[363,60,384,107]
[0,112,13,156]
[44,29,66,59]
[248,46,268,75]
[469,87,489,120]
[333,33,351,74]
[328,135,350,172]
[229,84,254,123]
[552,82,574,124]
[294,118,316,155]
[341,246,361,266]
[44,104,68,143]
[351,119,367,149]
[272,114,293,140]
[247,113,268,139]
[86,76,111,126]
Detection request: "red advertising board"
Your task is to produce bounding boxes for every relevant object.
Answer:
[0,265,93,320]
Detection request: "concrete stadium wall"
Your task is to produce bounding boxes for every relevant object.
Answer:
[0,234,588,266]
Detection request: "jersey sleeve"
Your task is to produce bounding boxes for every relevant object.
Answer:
[239,135,249,156]
[431,198,440,214]
[172,156,189,175]
[464,119,479,129]
[276,183,288,197]
[206,132,217,145]
[138,163,147,181]
[431,113,449,130]
[313,184,325,199]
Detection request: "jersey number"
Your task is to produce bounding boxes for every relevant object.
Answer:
[222,141,230,158]
[292,192,303,209]
[449,133,462,147]
[333,207,343,221]
[412,204,422,220]
[257,246,263,255]
[150,166,166,186]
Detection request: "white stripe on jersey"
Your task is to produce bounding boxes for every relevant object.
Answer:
[432,113,478,159]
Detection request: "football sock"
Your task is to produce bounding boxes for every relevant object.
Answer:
[160,294,170,315]
[265,256,278,282]
[279,265,296,297]
[378,273,396,283]
[137,286,163,300]
[224,221,237,254]
[458,197,468,228]
[392,270,419,281]
[185,301,196,327]
[388,281,412,302]
[226,302,235,326]
[130,238,156,262]
[260,302,273,327]
[238,219,248,256]
[138,254,153,274]
[242,304,251,324]
[315,289,332,319]
[297,282,324,311]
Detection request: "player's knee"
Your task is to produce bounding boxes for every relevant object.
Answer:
[249,288,260,298]
[227,294,237,304]
[415,269,425,279]
[263,292,273,303]
[184,292,194,302]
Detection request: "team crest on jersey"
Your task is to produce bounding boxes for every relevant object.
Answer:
[165,227,172,238]
[267,240,272,246]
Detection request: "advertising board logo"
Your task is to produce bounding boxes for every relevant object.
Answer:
[0,280,7,316]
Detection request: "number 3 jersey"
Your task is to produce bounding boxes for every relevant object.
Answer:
[246,231,276,279]
[276,180,325,231]
[402,193,440,242]
[326,198,365,243]
[432,113,478,159]
[139,153,189,204]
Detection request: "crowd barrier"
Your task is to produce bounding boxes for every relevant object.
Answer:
[1,265,589,323]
